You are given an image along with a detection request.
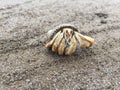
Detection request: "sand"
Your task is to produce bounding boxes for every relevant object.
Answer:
[0,0,120,89]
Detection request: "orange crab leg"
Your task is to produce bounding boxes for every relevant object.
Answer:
[58,38,66,55]
[52,32,63,52]
[75,31,94,48]
[45,31,61,48]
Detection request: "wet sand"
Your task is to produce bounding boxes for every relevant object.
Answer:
[0,0,120,89]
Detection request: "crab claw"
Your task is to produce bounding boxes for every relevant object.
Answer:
[52,32,63,52]
[45,31,61,48]
[65,36,77,55]
[75,32,94,48]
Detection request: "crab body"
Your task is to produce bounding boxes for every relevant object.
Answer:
[45,24,94,55]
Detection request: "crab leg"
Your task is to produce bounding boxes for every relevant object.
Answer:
[45,31,61,48]
[75,32,94,48]
[58,38,66,55]
[81,35,94,47]
[65,36,77,55]
[52,32,64,52]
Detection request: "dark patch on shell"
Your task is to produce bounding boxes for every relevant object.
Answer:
[50,24,78,39]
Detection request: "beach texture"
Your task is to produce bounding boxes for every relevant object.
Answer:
[0,0,120,89]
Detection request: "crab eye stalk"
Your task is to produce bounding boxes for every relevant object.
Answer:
[69,29,73,35]
[65,30,70,39]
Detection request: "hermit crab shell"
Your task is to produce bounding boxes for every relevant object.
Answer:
[45,24,94,55]
[47,24,78,39]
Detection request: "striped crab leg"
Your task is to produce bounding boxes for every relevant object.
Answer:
[58,38,66,55]
[75,31,94,48]
[45,31,61,48]
[52,31,64,52]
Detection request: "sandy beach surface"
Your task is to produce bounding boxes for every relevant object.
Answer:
[0,0,120,89]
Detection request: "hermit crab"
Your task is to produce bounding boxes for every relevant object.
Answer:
[45,24,94,55]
